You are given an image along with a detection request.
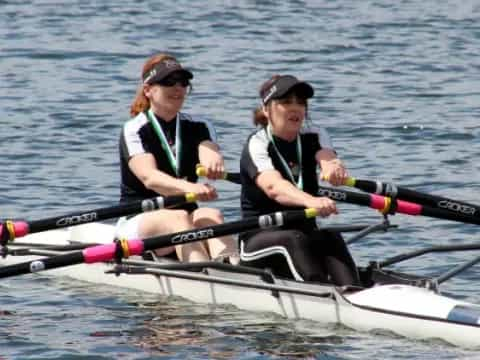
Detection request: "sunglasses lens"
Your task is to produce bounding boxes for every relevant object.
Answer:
[158,76,190,87]
[178,79,190,87]
[277,94,307,106]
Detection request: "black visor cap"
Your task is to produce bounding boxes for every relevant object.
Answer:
[261,75,314,105]
[143,60,193,85]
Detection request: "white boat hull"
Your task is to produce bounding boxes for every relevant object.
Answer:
[2,223,480,349]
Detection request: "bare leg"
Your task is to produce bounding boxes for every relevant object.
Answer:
[175,241,210,262]
[138,209,209,261]
[192,207,239,263]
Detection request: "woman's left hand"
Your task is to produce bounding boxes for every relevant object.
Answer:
[201,154,225,179]
[321,158,348,186]
[199,141,225,180]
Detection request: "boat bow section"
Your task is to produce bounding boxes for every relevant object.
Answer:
[343,284,480,348]
[347,284,468,319]
[446,304,480,326]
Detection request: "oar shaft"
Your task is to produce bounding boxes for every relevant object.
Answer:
[85,209,315,262]
[1,193,196,239]
[0,252,86,278]
[224,172,241,184]
[348,178,479,218]
[318,186,420,215]
[317,185,480,226]
[0,209,317,279]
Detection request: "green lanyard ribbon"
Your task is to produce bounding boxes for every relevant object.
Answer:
[146,109,182,177]
[266,125,303,190]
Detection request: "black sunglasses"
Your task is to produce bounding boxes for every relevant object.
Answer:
[155,76,190,88]
[276,94,308,106]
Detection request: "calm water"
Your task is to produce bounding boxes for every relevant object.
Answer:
[1,0,480,359]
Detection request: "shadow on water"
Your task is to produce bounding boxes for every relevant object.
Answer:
[126,300,347,359]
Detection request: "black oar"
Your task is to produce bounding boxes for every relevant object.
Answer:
[0,208,319,279]
[338,176,479,219]
[315,185,480,225]
[0,193,197,241]
[198,166,479,219]
[196,167,480,226]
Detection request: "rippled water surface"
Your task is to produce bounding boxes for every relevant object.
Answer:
[1,1,480,359]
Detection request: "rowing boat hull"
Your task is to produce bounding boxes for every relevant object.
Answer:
[2,223,480,348]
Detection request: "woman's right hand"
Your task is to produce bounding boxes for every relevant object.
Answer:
[186,182,218,202]
[304,196,338,217]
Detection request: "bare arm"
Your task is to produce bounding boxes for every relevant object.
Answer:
[128,153,193,196]
[256,170,337,217]
[129,153,218,201]
[316,148,348,186]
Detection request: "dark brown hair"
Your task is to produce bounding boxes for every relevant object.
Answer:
[252,75,280,127]
[129,53,178,117]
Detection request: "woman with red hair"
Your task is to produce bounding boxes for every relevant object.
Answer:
[117,53,237,263]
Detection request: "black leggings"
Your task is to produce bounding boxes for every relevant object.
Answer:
[240,229,359,286]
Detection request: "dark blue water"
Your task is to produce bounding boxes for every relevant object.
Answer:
[1,1,479,358]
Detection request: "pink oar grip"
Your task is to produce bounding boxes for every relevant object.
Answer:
[83,239,145,263]
[396,199,423,215]
[0,221,30,239]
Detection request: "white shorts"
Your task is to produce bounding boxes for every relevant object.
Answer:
[115,214,177,257]
[114,215,142,240]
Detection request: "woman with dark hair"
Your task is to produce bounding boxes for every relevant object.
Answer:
[239,74,359,285]
[117,53,238,263]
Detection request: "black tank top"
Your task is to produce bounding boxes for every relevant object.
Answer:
[119,111,216,203]
[240,127,328,231]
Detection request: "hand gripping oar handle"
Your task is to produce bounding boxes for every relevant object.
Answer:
[332,176,479,219]
[196,166,241,184]
[0,193,197,241]
[0,208,319,279]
